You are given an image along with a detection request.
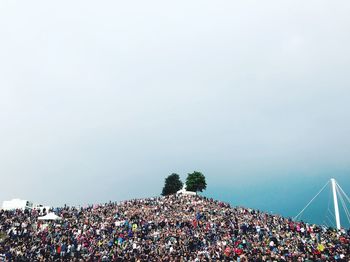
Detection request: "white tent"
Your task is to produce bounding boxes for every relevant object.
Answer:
[176,185,197,196]
[38,213,62,221]
[2,199,33,211]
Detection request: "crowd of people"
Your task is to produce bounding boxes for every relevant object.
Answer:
[0,194,349,261]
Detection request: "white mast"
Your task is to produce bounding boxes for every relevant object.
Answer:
[331,178,341,230]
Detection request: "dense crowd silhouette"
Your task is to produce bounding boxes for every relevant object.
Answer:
[1,194,349,261]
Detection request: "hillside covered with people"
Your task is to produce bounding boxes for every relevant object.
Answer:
[0,194,349,261]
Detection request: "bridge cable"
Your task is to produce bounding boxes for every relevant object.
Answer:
[336,182,350,206]
[293,180,330,221]
[336,185,350,225]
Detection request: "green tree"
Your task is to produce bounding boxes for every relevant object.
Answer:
[161,173,183,196]
[185,171,207,193]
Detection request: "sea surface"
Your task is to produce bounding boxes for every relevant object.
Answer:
[205,173,350,229]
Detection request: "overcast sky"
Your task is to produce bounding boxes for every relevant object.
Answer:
[0,1,350,207]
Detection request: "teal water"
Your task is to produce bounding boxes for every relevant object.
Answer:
[205,175,350,229]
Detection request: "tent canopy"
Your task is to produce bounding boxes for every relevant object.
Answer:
[38,213,62,221]
[176,186,197,196]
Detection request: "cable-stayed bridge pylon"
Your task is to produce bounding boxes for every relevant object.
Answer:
[293,178,350,230]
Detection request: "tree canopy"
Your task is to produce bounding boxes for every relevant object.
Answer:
[161,173,183,196]
[185,171,207,193]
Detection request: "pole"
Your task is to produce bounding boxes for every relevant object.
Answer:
[331,178,341,230]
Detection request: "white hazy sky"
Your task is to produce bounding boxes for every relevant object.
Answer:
[0,1,350,207]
